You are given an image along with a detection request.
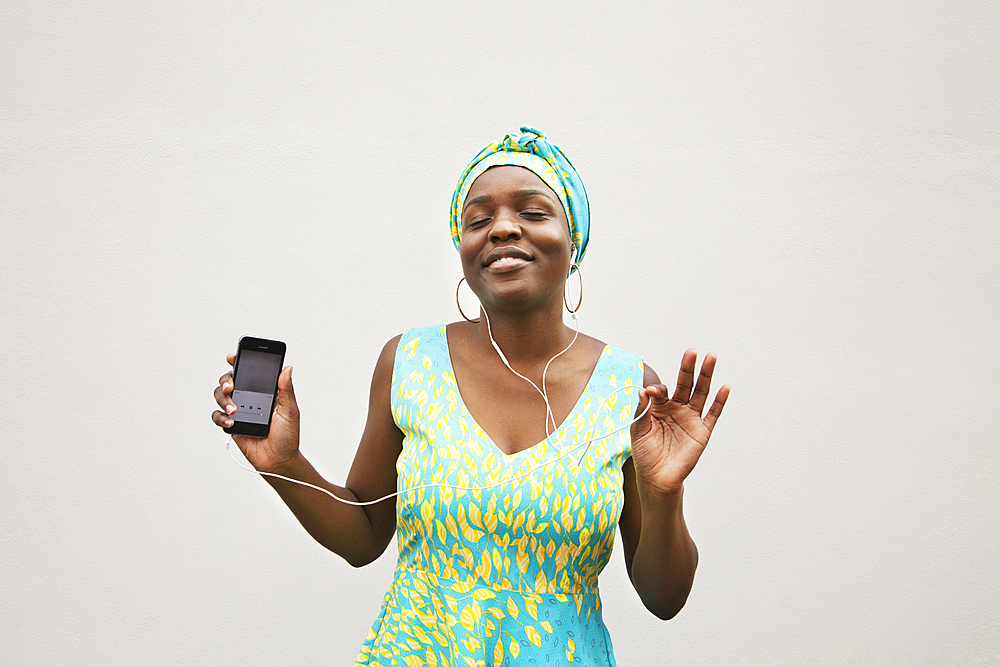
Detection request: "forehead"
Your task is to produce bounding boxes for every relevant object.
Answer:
[465,165,560,203]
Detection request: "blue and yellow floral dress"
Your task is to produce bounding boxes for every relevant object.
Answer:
[355,325,643,667]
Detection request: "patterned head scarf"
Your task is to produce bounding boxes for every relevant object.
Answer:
[450,126,591,266]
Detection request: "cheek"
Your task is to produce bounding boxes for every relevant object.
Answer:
[458,241,479,278]
[540,226,573,262]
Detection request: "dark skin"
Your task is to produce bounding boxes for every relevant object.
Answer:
[212,165,730,619]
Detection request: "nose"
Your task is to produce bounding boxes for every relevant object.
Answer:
[488,207,522,242]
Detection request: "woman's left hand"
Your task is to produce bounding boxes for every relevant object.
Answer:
[630,350,731,497]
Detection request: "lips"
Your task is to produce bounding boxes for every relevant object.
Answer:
[484,246,532,267]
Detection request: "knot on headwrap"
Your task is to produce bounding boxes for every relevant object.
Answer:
[450,126,591,265]
[497,126,547,154]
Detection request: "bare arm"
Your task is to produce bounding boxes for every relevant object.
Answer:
[618,355,730,619]
[212,336,404,567]
[619,451,699,619]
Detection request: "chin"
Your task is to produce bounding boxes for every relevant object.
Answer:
[484,283,553,312]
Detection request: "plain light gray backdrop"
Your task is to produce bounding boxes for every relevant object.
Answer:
[2,2,998,665]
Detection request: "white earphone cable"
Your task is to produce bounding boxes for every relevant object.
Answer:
[481,306,580,436]
[227,385,649,507]
[227,267,652,506]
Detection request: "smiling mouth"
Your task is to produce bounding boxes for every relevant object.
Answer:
[488,256,528,268]
[484,247,533,268]
[485,256,531,274]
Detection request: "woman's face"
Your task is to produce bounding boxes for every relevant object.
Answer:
[459,165,573,312]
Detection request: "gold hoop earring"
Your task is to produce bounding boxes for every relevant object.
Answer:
[564,264,583,313]
[456,277,481,323]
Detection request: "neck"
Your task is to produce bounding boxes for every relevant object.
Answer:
[476,299,574,367]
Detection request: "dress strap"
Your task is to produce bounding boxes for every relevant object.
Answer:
[592,345,644,466]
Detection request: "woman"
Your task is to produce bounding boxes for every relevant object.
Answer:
[212,127,730,666]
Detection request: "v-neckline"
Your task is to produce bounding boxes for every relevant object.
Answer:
[442,324,609,458]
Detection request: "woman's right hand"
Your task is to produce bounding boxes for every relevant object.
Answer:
[212,354,301,474]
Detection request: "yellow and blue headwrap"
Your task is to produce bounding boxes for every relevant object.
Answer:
[450,126,591,265]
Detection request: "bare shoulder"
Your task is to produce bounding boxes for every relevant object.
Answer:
[444,320,474,349]
[642,362,660,386]
[375,333,403,367]
[368,333,405,397]
[378,333,404,364]
[558,331,606,377]
[575,331,607,355]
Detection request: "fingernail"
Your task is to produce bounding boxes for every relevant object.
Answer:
[223,383,231,391]
[226,405,236,414]
[225,419,233,426]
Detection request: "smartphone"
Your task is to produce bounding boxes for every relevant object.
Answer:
[224,336,286,437]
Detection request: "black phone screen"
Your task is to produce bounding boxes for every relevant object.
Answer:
[226,337,285,437]
[232,349,282,424]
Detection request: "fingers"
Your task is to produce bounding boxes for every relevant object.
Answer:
[703,384,731,432]
[214,355,236,425]
[227,353,235,367]
[642,383,673,408]
[214,378,235,404]
[688,353,718,415]
[644,383,672,402]
[216,367,235,405]
[672,349,698,403]
[671,350,720,416]
[631,386,654,436]
[212,409,235,428]
[634,387,649,417]
[632,383,670,437]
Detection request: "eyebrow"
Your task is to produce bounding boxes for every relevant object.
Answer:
[462,188,557,212]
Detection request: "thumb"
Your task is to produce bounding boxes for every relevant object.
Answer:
[275,365,298,415]
[631,387,652,436]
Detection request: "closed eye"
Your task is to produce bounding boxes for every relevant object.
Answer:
[465,216,491,230]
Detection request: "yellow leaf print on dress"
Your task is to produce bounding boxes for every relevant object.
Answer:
[356,326,643,667]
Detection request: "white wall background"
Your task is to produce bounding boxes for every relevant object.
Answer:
[2,1,998,665]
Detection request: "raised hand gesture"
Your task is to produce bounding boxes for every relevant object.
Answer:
[630,350,730,497]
